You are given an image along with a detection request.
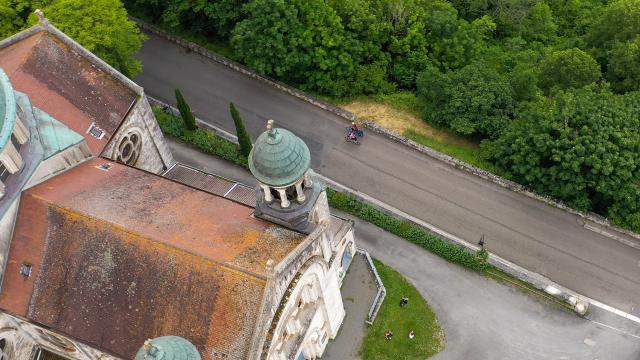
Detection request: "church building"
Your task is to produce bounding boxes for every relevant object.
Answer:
[0,11,355,360]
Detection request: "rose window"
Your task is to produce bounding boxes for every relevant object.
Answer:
[116,131,142,165]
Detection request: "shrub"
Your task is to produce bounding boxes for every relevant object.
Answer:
[175,88,197,131]
[152,106,248,169]
[326,188,489,272]
[230,102,253,158]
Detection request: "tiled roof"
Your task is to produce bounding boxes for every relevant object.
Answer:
[0,31,137,155]
[0,159,305,359]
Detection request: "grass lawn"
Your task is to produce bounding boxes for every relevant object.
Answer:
[341,92,499,174]
[359,259,444,360]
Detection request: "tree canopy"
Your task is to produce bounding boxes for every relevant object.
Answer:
[484,86,640,231]
[0,0,145,78]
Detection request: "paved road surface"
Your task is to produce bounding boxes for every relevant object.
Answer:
[167,138,640,359]
[136,32,640,315]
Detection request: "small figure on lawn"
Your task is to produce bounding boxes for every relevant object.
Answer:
[400,297,409,307]
[385,330,393,340]
[408,330,415,339]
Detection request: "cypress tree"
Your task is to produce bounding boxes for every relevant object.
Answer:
[230,102,252,157]
[175,88,197,131]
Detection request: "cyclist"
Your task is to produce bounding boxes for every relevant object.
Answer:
[350,122,359,134]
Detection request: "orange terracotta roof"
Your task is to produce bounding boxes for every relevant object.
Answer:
[0,159,305,359]
[0,31,137,154]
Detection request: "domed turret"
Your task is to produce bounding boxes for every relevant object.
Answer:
[0,68,30,198]
[249,119,310,188]
[135,336,200,360]
[249,120,323,233]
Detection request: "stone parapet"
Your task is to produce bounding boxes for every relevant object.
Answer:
[362,121,640,245]
[134,19,356,122]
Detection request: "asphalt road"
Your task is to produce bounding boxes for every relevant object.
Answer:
[136,32,640,315]
[167,138,640,359]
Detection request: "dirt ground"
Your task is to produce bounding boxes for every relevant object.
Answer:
[343,100,479,149]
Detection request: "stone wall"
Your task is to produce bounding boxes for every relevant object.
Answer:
[103,96,174,174]
[134,19,356,122]
[0,311,120,360]
[362,121,640,243]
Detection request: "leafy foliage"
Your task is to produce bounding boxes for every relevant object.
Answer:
[175,88,197,131]
[81,0,640,232]
[484,86,640,231]
[230,102,252,158]
[0,0,144,77]
[417,62,516,138]
[153,106,248,168]
[538,48,601,93]
[39,0,144,77]
[327,188,490,271]
[232,0,356,97]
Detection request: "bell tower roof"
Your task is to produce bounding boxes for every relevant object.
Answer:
[135,336,201,360]
[248,120,310,187]
[0,68,17,153]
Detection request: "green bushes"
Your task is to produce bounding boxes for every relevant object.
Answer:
[230,102,252,158]
[175,88,197,130]
[326,188,489,272]
[153,106,248,169]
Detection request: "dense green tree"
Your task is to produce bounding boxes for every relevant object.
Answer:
[38,0,145,77]
[484,86,640,230]
[521,2,557,43]
[607,37,640,93]
[229,102,252,158]
[538,48,601,93]
[175,88,197,131]
[586,0,640,61]
[160,0,247,38]
[232,0,356,97]
[417,62,516,138]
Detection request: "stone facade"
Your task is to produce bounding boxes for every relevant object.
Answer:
[102,96,174,174]
[0,312,118,360]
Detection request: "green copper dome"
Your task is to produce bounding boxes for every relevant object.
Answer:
[135,336,201,360]
[0,68,17,153]
[249,120,311,187]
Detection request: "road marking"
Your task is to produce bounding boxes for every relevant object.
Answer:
[583,223,640,251]
[587,320,640,341]
[318,173,640,326]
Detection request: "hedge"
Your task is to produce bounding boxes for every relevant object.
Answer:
[326,188,489,272]
[153,106,487,272]
[153,106,249,169]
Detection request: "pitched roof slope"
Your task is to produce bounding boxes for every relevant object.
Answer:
[0,159,304,359]
[0,31,137,154]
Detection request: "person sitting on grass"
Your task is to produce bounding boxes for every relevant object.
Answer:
[409,330,415,339]
[385,330,393,340]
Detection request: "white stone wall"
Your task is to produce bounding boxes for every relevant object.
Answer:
[0,197,19,289]
[0,312,120,360]
[25,142,92,189]
[103,96,174,174]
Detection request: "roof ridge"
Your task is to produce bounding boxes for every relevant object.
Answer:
[31,196,269,283]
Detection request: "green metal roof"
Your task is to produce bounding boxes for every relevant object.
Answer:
[33,107,84,158]
[134,336,201,360]
[249,122,310,187]
[0,68,16,152]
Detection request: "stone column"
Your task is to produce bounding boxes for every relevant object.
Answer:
[295,181,306,203]
[277,188,290,208]
[304,172,313,187]
[261,184,273,202]
[0,141,23,173]
[13,117,29,144]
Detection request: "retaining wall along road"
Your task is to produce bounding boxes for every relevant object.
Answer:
[138,21,640,324]
[135,17,640,247]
